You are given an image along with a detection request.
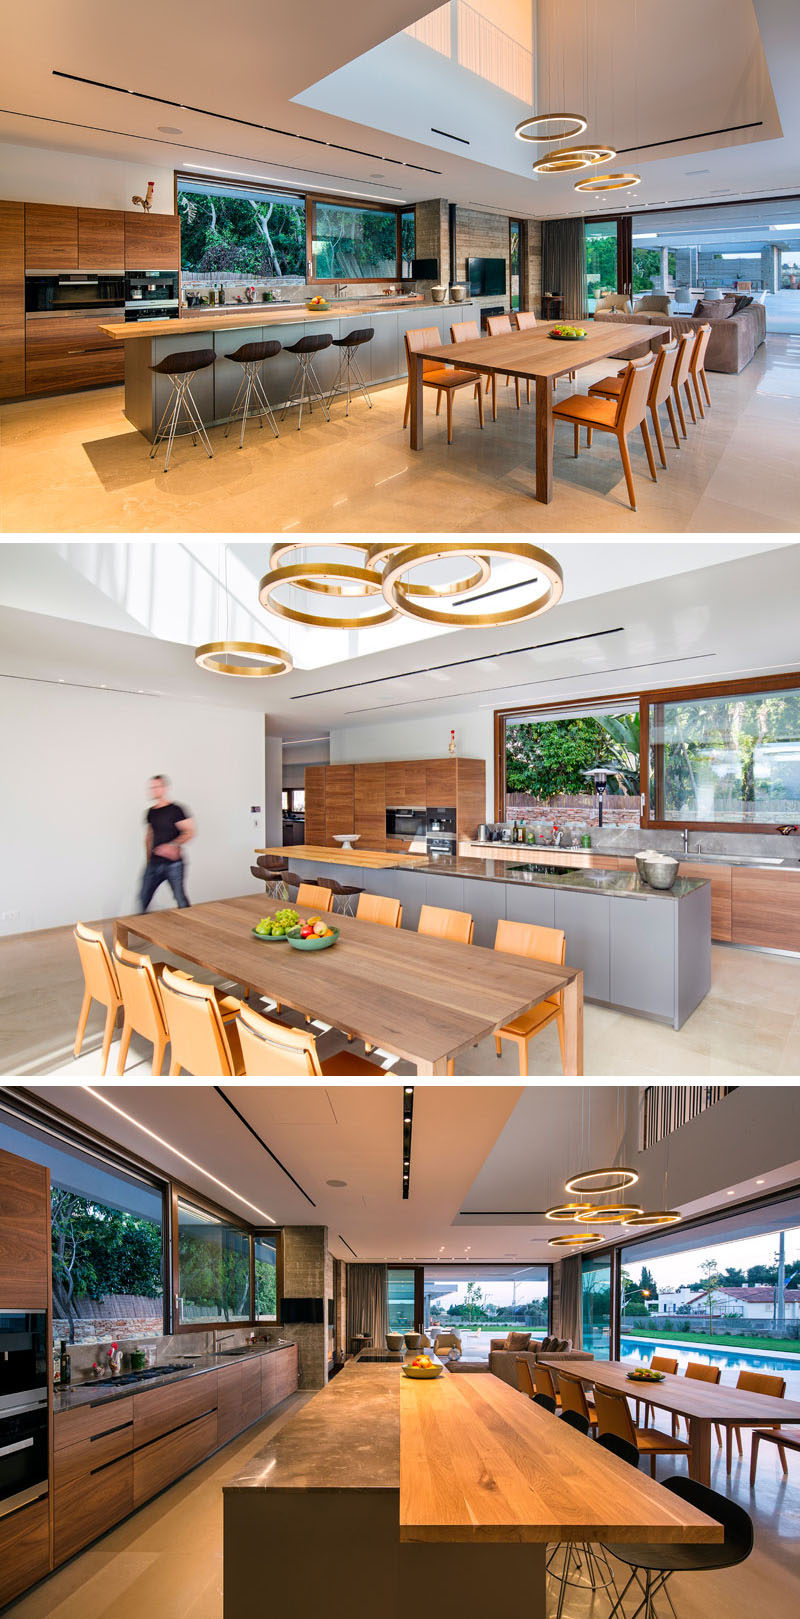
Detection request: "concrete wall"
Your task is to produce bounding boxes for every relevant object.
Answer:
[282,1226,330,1389]
[329,709,495,819]
[0,675,264,935]
[0,142,176,213]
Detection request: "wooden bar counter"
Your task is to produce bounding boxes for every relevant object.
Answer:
[223,1359,719,1619]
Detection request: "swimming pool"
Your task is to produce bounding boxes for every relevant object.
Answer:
[620,1335,800,1392]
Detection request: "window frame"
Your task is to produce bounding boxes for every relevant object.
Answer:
[308,195,405,284]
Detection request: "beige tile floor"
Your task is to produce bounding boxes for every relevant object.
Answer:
[6,1386,800,1619]
[1,335,798,534]
[2,917,799,1077]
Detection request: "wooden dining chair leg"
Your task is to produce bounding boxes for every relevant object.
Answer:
[556,1008,565,1070]
[446,1058,455,1075]
[446,389,454,444]
[476,381,484,428]
[151,1034,167,1077]
[617,433,637,510]
[514,376,520,409]
[526,379,531,403]
[74,991,91,1057]
[749,1430,761,1486]
[692,373,705,418]
[494,1033,502,1058]
[650,1454,657,1480]
[587,427,593,448]
[168,1057,181,1076]
[573,423,580,457]
[640,418,658,481]
[666,395,681,448]
[100,1005,116,1076]
[700,369,711,407]
[684,380,697,424]
[436,389,443,416]
[673,388,687,437]
[714,1423,722,1447]
[117,1019,132,1076]
[651,404,668,468]
[518,1036,529,1077]
[726,1426,733,1473]
[735,1425,743,1457]
[491,374,497,421]
[403,384,410,428]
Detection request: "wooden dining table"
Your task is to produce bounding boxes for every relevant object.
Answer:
[114,893,584,1076]
[407,318,668,503]
[547,1357,800,1486]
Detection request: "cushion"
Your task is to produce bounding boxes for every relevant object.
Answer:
[538,1336,556,1352]
[692,297,735,320]
[503,1331,532,1351]
[731,295,753,314]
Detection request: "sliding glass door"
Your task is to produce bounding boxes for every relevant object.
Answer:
[582,1252,612,1358]
[585,215,633,310]
[387,1268,417,1333]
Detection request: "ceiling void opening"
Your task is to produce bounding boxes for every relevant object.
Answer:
[407,2,534,102]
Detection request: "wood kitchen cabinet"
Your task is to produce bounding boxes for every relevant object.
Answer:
[354,763,386,847]
[0,1143,50,1304]
[25,311,124,395]
[273,1343,298,1402]
[0,201,25,399]
[0,1497,51,1609]
[731,867,800,952]
[305,765,326,844]
[133,1370,217,1449]
[425,758,457,804]
[455,757,486,840]
[678,861,732,941]
[241,1355,262,1427]
[78,207,124,268]
[324,764,355,841]
[133,1409,218,1508]
[124,210,181,270]
[55,1451,133,1565]
[385,760,426,805]
[217,1361,245,1447]
[25,203,78,267]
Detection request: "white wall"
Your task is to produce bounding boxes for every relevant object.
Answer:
[329,710,495,818]
[0,677,265,935]
[0,142,175,213]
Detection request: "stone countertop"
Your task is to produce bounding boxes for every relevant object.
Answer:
[53,1340,295,1414]
[224,1359,398,1492]
[101,294,425,341]
[403,854,706,899]
[466,839,799,870]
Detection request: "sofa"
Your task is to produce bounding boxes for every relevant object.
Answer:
[593,302,766,373]
[488,1334,594,1389]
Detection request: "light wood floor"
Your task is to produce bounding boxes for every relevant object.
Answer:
[1,335,798,534]
[2,914,799,1077]
[6,1387,800,1619]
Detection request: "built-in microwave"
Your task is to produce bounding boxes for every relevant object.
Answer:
[0,1402,48,1520]
[386,806,427,840]
[0,1312,48,1414]
[25,272,125,315]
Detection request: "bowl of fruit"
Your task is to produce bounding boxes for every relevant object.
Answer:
[549,325,588,340]
[287,916,340,951]
[306,295,330,311]
[402,1354,443,1380]
[252,908,300,941]
[626,1368,666,1383]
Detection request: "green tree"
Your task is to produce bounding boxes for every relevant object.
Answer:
[696,1258,722,1337]
[51,1190,162,1342]
[178,1229,250,1321]
[505,712,639,801]
[463,1281,487,1327]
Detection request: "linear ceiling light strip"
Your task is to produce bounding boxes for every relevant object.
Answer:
[403,1087,414,1200]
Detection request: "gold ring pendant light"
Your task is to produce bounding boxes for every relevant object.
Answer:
[365,544,492,599]
[381,544,564,628]
[515,113,588,143]
[622,1210,682,1228]
[268,544,382,596]
[548,1232,603,1247]
[565,1168,639,1194]
[533,144,616,175]
[194,642,293,677]
[258,560,397,630]
[574,172,641,192]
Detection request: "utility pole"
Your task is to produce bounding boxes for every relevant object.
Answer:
[776,1233,786,1331]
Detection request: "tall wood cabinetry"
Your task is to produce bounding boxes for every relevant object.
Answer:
[0,202,25,399]
[304,757,486,848]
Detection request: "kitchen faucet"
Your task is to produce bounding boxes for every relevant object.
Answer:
[214,1330,235,1351]
[334,282,348,298]
[682,828,690,854]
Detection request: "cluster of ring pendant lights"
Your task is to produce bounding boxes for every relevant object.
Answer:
[546,1166,681,1247]
[194,543,564,677]
[514,110,640,194]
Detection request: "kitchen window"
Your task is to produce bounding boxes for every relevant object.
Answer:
[645,679,800,829]
[177,1199,252,1325]
[177,178,306,279]
[312,201,401,280]
[255,1235,278,1321]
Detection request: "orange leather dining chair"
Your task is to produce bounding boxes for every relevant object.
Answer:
[726,1370,786,1475]
[672,1360,722,1443]
[418,904,474,945]
[588,338,681,467]
[296,882,335,912]
[113,940,170,1077]
[553,352,658,511]
[557,1368,597,1431]
[485,312,521,412]
[515,1357,535,1399]
[534,1362,562,1408]
[593,1383,692,1479]
[356,892,403,928]
[688,322,713,417]
[670,331,697,436]
[403,326,484,444]
[490,917,566,1076]
[511,310,536,399]
[73,923,122,1075]
[237,1002,385,1077]
[639,1355,679,1427]
[449,318,491,419]
[159,965,243,1077]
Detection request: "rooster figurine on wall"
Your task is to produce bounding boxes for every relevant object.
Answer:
[131,180,154,212]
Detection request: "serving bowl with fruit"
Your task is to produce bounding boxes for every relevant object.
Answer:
[549,324,588,340]
[626,1368,666,1383]
[252,908,300,941]
[402,1354,443,1380]
[306,295,330,311]
[287,916,340,952]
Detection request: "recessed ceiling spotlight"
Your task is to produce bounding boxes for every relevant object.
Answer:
[326,1179,347,1188]
[158,125,182,135]
[727,1189,735,1196]
[756,1178,765,1185]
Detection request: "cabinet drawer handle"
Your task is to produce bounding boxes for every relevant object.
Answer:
[0,1437,34,1458]
[90,1420,132,1441]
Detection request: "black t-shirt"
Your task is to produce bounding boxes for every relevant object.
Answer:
[146,802,188,858]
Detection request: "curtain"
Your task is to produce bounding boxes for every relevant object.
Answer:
[541,218,588,320]
[558,1255,584,1349]
[346,1264,388,1347]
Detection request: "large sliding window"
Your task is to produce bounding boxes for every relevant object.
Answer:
[178,179,306,279]
[254,1235,278,1321]
[177,1200,251,1325]
[312,202,399,280]
[581,1252,612,1359]
[424,1264,549,1355]
[647,682,800,827]
[387,1269,417,1332]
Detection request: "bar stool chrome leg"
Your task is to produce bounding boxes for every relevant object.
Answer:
[280,333,333,428]
[225,360,280,448]
[149,370,214,473]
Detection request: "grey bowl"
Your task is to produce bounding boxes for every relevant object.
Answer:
[641,856,679,890]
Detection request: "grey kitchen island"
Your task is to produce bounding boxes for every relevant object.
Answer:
[286,852,711,1030]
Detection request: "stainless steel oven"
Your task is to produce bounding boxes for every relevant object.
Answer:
[25,272,125,315]
[125,271,179,321]
[0,1401,48,1520]
[0,1312,48,1413]
[385,806,427,840]
[426,806,456,856]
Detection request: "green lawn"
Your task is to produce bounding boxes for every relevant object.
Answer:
[621,1324,800,1355]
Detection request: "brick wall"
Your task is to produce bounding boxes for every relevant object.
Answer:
[507,792,641,828]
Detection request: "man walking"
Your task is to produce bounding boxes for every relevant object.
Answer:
[140,775,195,911]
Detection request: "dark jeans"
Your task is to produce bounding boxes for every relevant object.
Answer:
[140,857,189,911]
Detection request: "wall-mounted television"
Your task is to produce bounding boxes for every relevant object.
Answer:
[468,257,507,296]
[411,257,439,279]
[281,1296,324,1324]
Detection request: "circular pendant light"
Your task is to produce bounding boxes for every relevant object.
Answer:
[565,1167,639,1195]
[622,1211,683,1228]
[194,641,292,678]
[258,560,397,630]
[268,544,381,596]
[515,112,587,144]
[545,1202,602,1222]
[574,172,641,193]
[533,144,616,175]
[548,1232,603,1247]
[365,544,492,598]
[574,1202,644,1224]
[381,543,564,628]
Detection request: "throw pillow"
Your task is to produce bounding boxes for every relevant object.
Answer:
[539,1336,556,1352]
[505,1332,532,1351]
[693,297,735,320]
[731,295,753,313]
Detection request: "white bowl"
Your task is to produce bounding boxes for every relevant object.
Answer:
[333,834,360,851]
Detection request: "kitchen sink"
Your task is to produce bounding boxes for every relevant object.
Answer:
[214,1347,256,1356]
[679,853,786,865]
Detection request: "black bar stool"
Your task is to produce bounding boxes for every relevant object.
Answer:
[224,339,282,448]
[149,348,215,471]
[312,875,364,917]
[280,332,332,428]
[328,327,374,415]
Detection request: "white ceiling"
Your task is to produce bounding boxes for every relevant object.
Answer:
[0,542,797,740]
[1,1,799,219]
[21,1084,800,1262]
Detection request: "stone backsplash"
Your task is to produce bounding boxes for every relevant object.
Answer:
[492,818,800,861]
[57,1322,293,1385]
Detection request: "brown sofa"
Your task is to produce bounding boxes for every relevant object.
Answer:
[593,303,766,373]
[488,1336,594,1388]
